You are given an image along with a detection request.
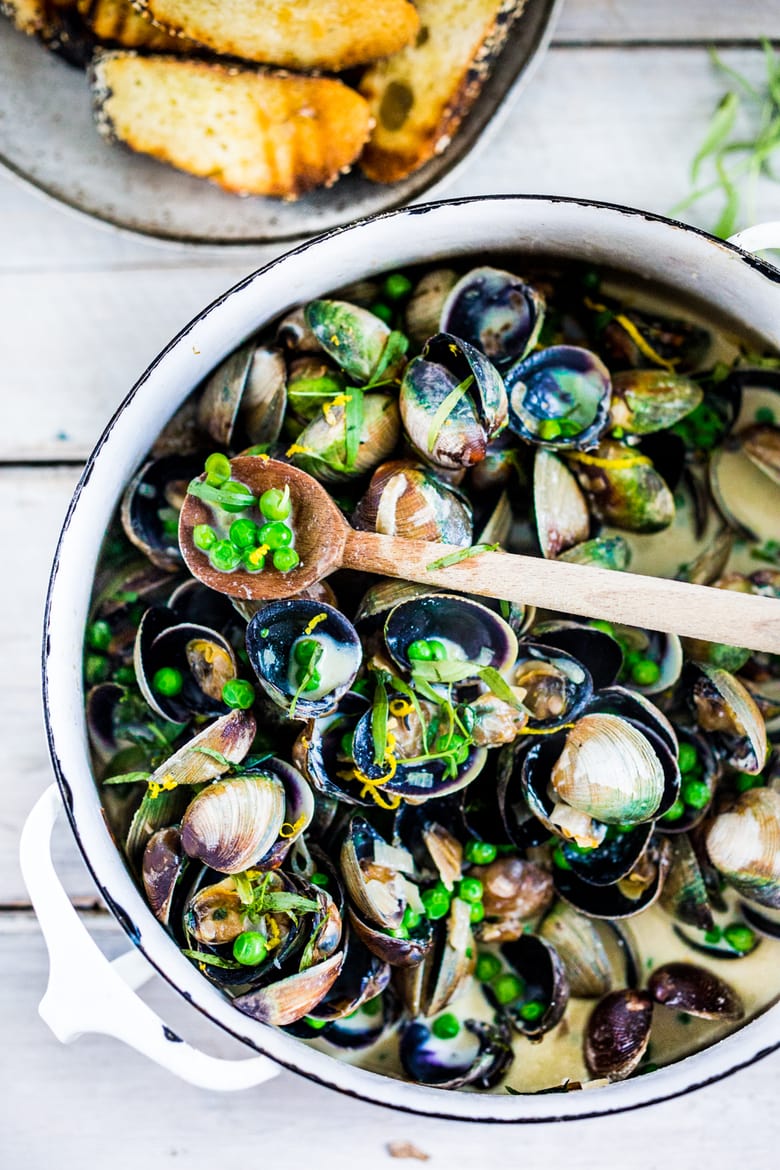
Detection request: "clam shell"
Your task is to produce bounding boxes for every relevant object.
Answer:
[533,447,590,558]
[233,951,345,1026]
[146,709,256,789]
[584,989,653,1080]
[706,788,780,910]
[551,713,666,825]
[648,961,743,1020]
[180,774,286,874]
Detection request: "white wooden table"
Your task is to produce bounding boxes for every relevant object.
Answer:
[2,1,779,1163]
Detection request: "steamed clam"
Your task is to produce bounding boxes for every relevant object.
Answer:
[87,255,780,1097]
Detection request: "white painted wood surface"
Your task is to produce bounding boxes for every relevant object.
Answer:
[2,1,779,1163]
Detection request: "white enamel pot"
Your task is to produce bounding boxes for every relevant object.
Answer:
[25,196,780,1122]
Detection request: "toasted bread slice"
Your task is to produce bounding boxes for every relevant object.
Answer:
[2,0,94,62]
[132,0,419,71]
[359,0,526,183]
[77,0,193,50]
[1,0,71,35]
[90,52,373,199]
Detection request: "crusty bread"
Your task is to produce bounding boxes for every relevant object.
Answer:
[132,0,420,71]
[77,0,192,50]
[90,52,374,199]
[1,0,71,35]
[359,0,526,183]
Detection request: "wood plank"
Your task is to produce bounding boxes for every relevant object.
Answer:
[2,915,779,1167]
[0,465,98,902]
[0,46,777,463]
[556,0,780,43]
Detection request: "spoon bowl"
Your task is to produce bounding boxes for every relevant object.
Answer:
[179,456,351,599]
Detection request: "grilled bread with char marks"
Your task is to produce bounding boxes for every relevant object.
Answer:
[131,0,420,71]
[359,0,527,183]
[91,51,374,199]
[78,0,192,50]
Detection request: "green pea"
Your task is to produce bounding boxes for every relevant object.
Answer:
[427,639,447,661]
[301,668,322,693]
[464,840,497,865]
[402,905,422,932]
[552,843,572,870]
[755,406,776,424]
[304,1016,329,1031]
[242,547,267,573]
[662,798,686,822]
[152,667,183,697]
[293,638,320,666]
[389,925,410,939]
[589,620,614,636]
[209,540,242,572]
[221,679,255,710]
[229,518,259,549]
[204,452,231,486]
[704,925,723,944]
[421,887,451,920]
[232,931,268,966]
[407,639,432,661]
[631,658,661,687]
[370,302,393,324]
[383,273,413,301]
[310,872,330,888]
[724,923,756,954]
[273,548,300,573]
[518,999,546,1023]
[362,997,382,1017]
[681,778,710,810]
[458,877,484,903]
[475,952,502,983]
[259,521,293,550]
[193,523,217,551]
[623,649,643,670]
[84,654,110,686]
[734,772,764,792]
[469,901,485,924]
[677,742,699,774]
[86,620,112,652]
[538,418,562,441]
[114,665,136,686]
[491,973,525,1006]
[431,1013,460,1040]
[259,486,292,522]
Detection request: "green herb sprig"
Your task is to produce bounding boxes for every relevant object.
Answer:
[672,40,780,239]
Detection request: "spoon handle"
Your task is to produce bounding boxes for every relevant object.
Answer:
[342,530,780,654]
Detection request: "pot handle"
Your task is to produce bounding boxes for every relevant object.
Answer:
[19,785,280,1091]
[728,222,780,259]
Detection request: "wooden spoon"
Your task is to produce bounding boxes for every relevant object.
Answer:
[179,457,780,654]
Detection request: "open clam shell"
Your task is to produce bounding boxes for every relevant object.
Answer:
[400,332,507,469]
[399,1017,513,1090]
[121,455,202,571]
[246,599,362,720]
[384,593,518,675]
[506,345,612,451]
[134,606,238,722]
[439,265,545,367]
[197,340,287,448]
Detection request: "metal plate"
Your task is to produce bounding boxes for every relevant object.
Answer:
[0,0,561,245]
